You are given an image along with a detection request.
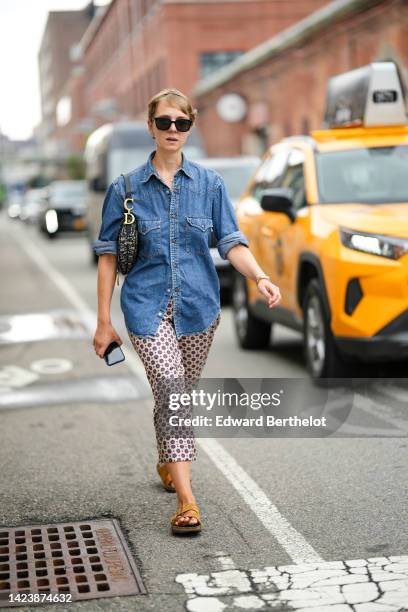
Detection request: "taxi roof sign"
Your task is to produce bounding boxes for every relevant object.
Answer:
[323,62,406,129]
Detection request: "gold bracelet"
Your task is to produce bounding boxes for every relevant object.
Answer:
[256,275,270,286]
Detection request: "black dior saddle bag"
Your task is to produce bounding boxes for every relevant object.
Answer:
[117,172,138,276]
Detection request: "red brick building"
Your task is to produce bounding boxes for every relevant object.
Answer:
[192,0,408,156]
[38,3,95,157]
[55,6,109,155]
[62,0,331,152]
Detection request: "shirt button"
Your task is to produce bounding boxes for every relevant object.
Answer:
[158,311,163,316]
[166,288,171,293]
[171,238,177,243]
[174,287,180,292]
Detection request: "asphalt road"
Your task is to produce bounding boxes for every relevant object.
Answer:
[0,213,407,612]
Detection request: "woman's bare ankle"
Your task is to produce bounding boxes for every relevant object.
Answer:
[177,495,196,504]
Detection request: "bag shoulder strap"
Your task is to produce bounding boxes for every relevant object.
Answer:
[121,173,133,200]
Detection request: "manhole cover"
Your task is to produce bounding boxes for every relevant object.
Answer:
[0,518,146,607]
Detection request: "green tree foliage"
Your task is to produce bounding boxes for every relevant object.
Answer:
[66,155,85,180]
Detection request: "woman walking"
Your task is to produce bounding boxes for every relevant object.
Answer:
[92,88,281,535]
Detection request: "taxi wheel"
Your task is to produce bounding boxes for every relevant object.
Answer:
[303,279,350,378]
[232,273,271,349]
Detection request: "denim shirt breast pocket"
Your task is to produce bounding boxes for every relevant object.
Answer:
[137,217,161,258]
[185,216,213,255]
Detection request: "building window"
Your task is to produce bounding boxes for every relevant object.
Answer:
[200,51,244,79]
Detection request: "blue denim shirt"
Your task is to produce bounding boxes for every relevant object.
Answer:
[92,151,249,338]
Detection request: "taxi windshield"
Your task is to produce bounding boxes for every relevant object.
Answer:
[315,145,408,204]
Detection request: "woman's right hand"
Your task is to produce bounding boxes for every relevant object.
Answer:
[93,322,123,358]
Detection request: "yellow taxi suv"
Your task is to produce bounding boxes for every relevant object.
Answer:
[233,62,408,379]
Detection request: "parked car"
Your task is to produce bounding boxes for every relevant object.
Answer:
[38,180,87,238]
[196,156,260,295]
[20,188,46,224]
[233,61,408,379]
[84,120,207,263]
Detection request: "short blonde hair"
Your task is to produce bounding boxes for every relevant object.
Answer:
[148,88,197,124]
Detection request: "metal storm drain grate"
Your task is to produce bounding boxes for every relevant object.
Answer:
[0,519,146,607]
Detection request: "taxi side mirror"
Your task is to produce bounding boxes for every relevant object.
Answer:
[260,188,296,222]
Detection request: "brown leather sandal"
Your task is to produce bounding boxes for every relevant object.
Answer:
[156,462,176,492]
[156,463,192,493]
[171,501,201,534]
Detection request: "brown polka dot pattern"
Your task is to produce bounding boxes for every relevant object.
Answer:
[127,296,220,463]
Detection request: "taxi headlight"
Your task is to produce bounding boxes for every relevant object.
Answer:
[340,227,408,260]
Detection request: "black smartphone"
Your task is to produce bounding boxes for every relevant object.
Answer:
[103,341,125,366]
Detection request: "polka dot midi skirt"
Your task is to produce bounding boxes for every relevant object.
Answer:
[127,296,220,463]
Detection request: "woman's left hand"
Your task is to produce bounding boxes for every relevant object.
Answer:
[257,278,281,308]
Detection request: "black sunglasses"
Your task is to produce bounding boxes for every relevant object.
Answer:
[153,116,192,132]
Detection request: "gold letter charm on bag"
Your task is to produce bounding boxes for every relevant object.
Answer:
[124,198,136,225]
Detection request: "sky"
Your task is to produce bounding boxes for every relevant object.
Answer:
[0,0,110,141]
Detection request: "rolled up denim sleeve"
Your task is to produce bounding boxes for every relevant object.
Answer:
[92,180,123,256]
[212,174,249,260]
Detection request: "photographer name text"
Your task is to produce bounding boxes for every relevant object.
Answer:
[169,415,327,428]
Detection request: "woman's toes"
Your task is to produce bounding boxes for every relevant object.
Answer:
[174,514,198,525]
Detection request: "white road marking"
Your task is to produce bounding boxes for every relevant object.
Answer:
[0,311,88,344]
[373,382,408,403]
[353,393,408,434]
[216,554,237,570]
[0,366,39,389]
[218,556,237,571]
[30,358,72,374]
[197,438,323,564]
[329,420,404,437]
[186,597,227,612]
[176,555,408,611]
[11,227,148,381]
